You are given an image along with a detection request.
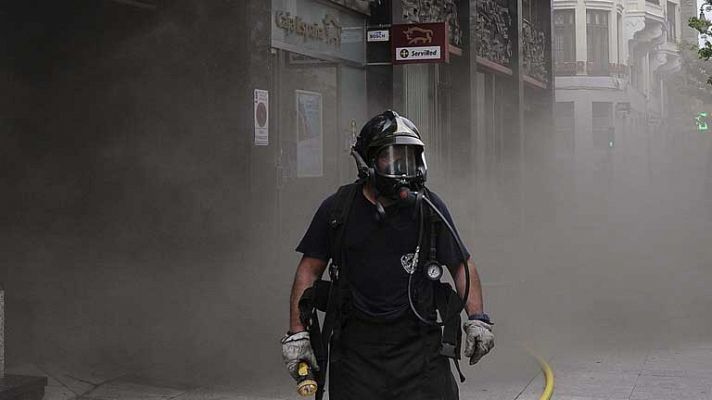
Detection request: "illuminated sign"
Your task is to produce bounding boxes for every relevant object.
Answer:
[396,46,441,61]
[391,22,449,64]
[696,112,709,132]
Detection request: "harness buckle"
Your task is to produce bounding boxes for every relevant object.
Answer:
[440,342,457,359]
[329,263,340,281]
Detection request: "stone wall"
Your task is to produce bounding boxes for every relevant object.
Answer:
[400,0,463,47]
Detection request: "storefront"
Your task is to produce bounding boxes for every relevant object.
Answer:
[364,0,468,186]
[270,0,368,245]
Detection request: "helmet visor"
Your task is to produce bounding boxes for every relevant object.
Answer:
[375,145,420,177]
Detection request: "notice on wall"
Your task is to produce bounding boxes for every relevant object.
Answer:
[296,90,323,177]
[254,89,269,146]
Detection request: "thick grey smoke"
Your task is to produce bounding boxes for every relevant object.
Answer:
[1,1,711,398]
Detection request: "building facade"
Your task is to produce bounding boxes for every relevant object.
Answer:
[363,0,554,233]
[552,0,682,162]
[0,0,552,383]
[261,0,370,247]
[248,0,555,245]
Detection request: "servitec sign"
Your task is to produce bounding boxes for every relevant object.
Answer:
[391,22,449,64]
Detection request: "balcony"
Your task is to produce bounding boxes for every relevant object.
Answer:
[555,61,578,76]
[652,42,681,76]
[587,62,610,76]
[554,62,627,77]
[624,12,665,57]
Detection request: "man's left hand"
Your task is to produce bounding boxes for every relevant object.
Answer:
[463,319,494,365]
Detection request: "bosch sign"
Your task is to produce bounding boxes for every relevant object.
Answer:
[367,29,390,42]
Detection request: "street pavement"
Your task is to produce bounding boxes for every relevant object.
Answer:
[7,340,712,400]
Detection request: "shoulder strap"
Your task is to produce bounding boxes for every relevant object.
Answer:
[328,181,362,271]
[419,189,441,257]
[313,181,361,400]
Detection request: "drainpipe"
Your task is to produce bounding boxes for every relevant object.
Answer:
[0,284,4,379]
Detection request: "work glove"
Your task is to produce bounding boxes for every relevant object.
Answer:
[281,331,319,381]
[463,319,495,365]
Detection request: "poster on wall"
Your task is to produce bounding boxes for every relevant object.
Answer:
[296,90,323,178]
[254,89,269,146]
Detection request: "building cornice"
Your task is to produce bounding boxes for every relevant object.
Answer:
[585,0,617,10]
[553,1,578,10]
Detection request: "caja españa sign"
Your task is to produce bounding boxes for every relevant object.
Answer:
[391,22,449,64]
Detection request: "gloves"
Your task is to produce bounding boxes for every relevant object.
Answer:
[463,319,495,365]
[281,331,319,381]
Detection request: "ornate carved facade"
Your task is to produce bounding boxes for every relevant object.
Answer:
[400,0,463,47]
[475,0,512,65]
[523,20,548,81]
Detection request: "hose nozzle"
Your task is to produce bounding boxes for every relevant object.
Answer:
[296,361,317,397]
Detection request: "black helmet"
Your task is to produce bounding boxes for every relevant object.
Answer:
[352,110,427,198]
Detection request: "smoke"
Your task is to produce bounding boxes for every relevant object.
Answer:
[450,111,712,358]
[1,1,712,397]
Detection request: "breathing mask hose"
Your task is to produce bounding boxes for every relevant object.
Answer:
[407,193,471,326]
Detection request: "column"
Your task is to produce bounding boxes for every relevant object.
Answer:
[576,0,588,70]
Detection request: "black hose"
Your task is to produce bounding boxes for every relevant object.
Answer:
[407,192,471,326]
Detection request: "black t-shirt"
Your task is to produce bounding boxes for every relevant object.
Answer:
[296,185,470,320]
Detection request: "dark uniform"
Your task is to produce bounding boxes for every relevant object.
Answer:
[296,185,469,400]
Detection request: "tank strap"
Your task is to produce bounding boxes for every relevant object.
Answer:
[312,181,361,400]
[436,282,466,383]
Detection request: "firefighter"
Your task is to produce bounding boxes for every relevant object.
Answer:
[282,110,494,400]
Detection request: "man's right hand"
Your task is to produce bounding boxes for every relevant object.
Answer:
[281,331,319,381]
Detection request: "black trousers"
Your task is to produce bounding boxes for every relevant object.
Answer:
[328,310,459,400]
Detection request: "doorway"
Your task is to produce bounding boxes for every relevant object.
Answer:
[275,50,340,249]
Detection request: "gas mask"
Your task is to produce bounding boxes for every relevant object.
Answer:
[371,144,427,199]
[351,110,428,201]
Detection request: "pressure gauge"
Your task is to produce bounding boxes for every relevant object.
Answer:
[425,262,443,281]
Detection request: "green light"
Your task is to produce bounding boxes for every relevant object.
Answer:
[695,112,709,132]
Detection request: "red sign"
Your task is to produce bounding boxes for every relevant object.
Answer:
[391,22,449,65]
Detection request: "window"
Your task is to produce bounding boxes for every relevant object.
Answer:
[554,102,575,156]
[554,10,576,75]
[592,102,613,149]
[630,54,644,90]
[667,2,677,42]
[617,13,622,65]
[587,10,609,76]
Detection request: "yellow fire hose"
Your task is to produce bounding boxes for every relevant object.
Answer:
[530,352,555,400]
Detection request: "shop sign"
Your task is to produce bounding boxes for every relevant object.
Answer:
[254,89,269,146]
[274,11,342,48]
[391,22,449,64]
[367,29,389,42]
[271,0,366,65]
